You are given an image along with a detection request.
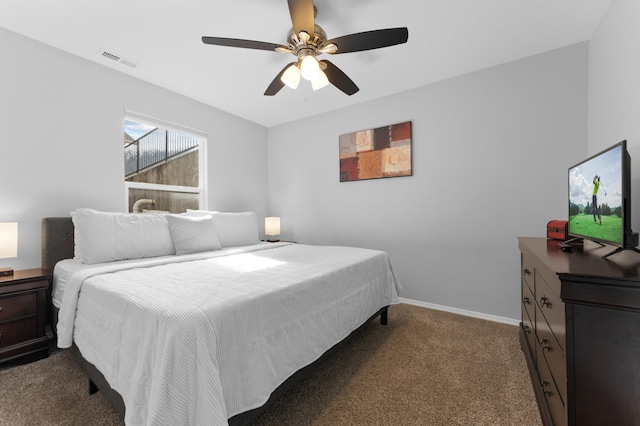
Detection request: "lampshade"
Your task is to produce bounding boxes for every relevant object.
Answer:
[311,70,329,91]
[0,222,18,259]
[265,217,281,237]
[281,64,301,89]
[300,55,320,81]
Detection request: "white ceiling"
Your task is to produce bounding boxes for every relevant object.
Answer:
[0,0,611,128]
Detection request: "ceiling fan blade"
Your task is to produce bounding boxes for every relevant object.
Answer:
[287,0,315,35]
[264,62,296,96]
[321,60,359,96]
[202,36,284,52]
[325,28,409,54]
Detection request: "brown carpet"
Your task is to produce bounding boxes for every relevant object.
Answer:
[0,304,541,425]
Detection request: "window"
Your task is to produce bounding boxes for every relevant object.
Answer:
[124,111,206,213]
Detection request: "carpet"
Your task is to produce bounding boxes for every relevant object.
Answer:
[0,303,541,425]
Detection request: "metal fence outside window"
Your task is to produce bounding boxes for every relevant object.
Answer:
[125,128,200,177]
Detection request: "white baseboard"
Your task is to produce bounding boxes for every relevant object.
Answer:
[398,297,520,326]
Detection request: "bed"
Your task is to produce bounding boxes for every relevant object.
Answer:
[42,209,400,425]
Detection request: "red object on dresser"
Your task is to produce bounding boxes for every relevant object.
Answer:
[546,220,568,241]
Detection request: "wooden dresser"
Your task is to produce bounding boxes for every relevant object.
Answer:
[519,237,640,426]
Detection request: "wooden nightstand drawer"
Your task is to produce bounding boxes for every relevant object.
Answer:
[0,292,37,321]
[0,316,37,348]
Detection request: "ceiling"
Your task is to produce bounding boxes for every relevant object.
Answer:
[0,0,611,128]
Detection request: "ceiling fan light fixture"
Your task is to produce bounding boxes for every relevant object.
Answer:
[202,2,408,97]
[311,70,329,91]
[281,63,301,89]
[300,55,320,81]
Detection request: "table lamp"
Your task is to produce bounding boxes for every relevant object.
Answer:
[0,222,18,277]
[265,217,281,242]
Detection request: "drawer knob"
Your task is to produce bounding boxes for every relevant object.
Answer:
[523,325,531,334]
[523,268,532,275]
[540,296,552,308]
[523,296,531,305]
[540,380,553,397]
[540,338,552,352]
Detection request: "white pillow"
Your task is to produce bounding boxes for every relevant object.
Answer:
[165,214,222,255]
[187,210,259,247]
[72,208,175,264]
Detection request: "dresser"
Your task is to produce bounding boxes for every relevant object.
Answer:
[0,268,51,364]
[519,237,640,426]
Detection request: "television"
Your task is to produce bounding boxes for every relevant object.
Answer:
[567,140,639,257]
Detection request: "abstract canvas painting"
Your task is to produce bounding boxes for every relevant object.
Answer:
[339,121,412,182]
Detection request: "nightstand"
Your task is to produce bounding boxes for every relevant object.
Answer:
[0,268,52,365]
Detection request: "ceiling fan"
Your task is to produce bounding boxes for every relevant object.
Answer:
[202,0,408,96]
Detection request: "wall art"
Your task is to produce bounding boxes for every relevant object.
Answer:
[339,121,412,182]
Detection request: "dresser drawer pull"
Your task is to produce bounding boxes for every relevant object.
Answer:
[0,307,3,313]
[522,296,531,305]
[523,325,531,334]
[523,268,532,275]
[540,296,552,308]
[540,338,552,352]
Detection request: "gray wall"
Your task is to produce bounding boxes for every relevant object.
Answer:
[0,27,268,271]
[0,23,598,323]
[267,43,589,321]
[589,0,640,236]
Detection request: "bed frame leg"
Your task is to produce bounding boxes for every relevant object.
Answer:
[380,308,388,325]
[89,379,98,395]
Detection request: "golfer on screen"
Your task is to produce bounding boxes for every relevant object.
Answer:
[592,175,607,225]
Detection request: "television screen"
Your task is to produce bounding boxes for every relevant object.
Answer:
[568,141,627,246]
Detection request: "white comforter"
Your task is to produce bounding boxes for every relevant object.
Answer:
[55,242,400,425]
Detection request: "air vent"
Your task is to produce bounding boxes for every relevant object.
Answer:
[97,49,138,68]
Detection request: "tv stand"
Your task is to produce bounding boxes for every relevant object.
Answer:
[603,232,640,258]
[603,245,640,258]
[560,236,640,259]
[558,237,604,253]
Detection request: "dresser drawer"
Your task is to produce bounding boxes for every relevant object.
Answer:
[535,271,565,351]
[0,292,37,322]
[537,343,566,426]
[0,316,37,348]
[522,256,534,294]
[522,304,536,361]
[522,278,535,323]
[536,309,567,405]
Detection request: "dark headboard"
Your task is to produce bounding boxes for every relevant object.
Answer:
[42,217,74,272]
